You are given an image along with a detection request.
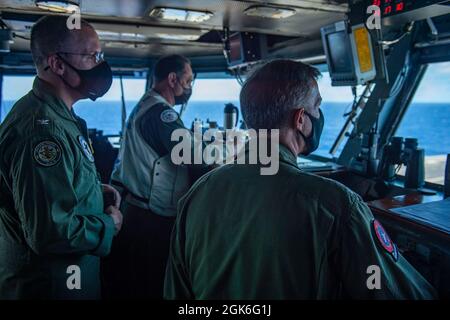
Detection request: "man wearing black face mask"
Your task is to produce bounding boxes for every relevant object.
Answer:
[0,16,122,299]
[51,53,113,101]
[106,54,211,299]
[164,60,436,300]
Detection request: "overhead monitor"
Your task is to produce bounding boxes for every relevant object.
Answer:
[226,32,267,68]
[321,21,377,86]
[229,32,243,64]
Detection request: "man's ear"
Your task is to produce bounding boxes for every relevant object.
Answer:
[167,72,177,88]
[47,55,65,76]
[293,108,306,131]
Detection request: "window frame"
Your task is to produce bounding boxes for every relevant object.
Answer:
[392,60,450,190]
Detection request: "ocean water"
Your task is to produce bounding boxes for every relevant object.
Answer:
[1,100,449,157]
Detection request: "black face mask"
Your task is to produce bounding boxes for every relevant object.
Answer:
[174,80,192,105]
[298,108,325,156]
[57,54,113,101]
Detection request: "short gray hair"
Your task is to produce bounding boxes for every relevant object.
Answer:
[30,15,94,69]
[240,59,321,130]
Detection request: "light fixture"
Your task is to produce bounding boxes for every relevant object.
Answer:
[153,33,200,41]
[0,29,13,53]
[244,6,296,19]
[98,30,201,42]
[94,23,205,43]
[35,1,80,13]
[97,31,148,42]
[149,7,213,23]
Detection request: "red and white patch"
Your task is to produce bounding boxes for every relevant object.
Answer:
[372,219,398,261]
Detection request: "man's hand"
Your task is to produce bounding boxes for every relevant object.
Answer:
[105,205,123,235]
[102,184,121,208]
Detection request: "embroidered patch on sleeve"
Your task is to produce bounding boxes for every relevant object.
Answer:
[78,136,95,163]
[160,109,179,123]
[33,141,62,167]
[372,219,399,261]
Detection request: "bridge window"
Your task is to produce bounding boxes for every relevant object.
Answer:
[73,77,146,135]
[175,75,242,130]
[1,75,35,121]
[178,71,355,160]
[396,61,450,186]
[0,72,384,162]
[0,75,146,135]
[315,71,355,158]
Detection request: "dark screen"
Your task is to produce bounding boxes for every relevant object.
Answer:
[326,32,352,74]
[229,33,242,63]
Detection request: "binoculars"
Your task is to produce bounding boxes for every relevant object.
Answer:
[381,137,425,189]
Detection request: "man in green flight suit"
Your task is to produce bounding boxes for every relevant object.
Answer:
[164,60,437,299]
[0,16,122,299]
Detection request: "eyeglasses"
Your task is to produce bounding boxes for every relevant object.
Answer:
[178,77,195,88]
[186,79,195,88]
[186,72,197,88]
[58,51,105,64]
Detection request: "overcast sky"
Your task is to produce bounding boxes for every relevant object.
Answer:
[2,62,449,103]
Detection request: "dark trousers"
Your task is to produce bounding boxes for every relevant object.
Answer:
[101,202,175,299]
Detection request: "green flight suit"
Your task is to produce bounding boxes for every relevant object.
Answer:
[0,77,115,299]
[164,144,437,299]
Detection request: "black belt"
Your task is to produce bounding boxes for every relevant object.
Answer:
[111,180,150,204]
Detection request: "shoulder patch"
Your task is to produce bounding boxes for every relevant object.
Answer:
[372,219,398,261]
[160,109,179,123]
[33,141,62,167]
[78,136,95,163]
